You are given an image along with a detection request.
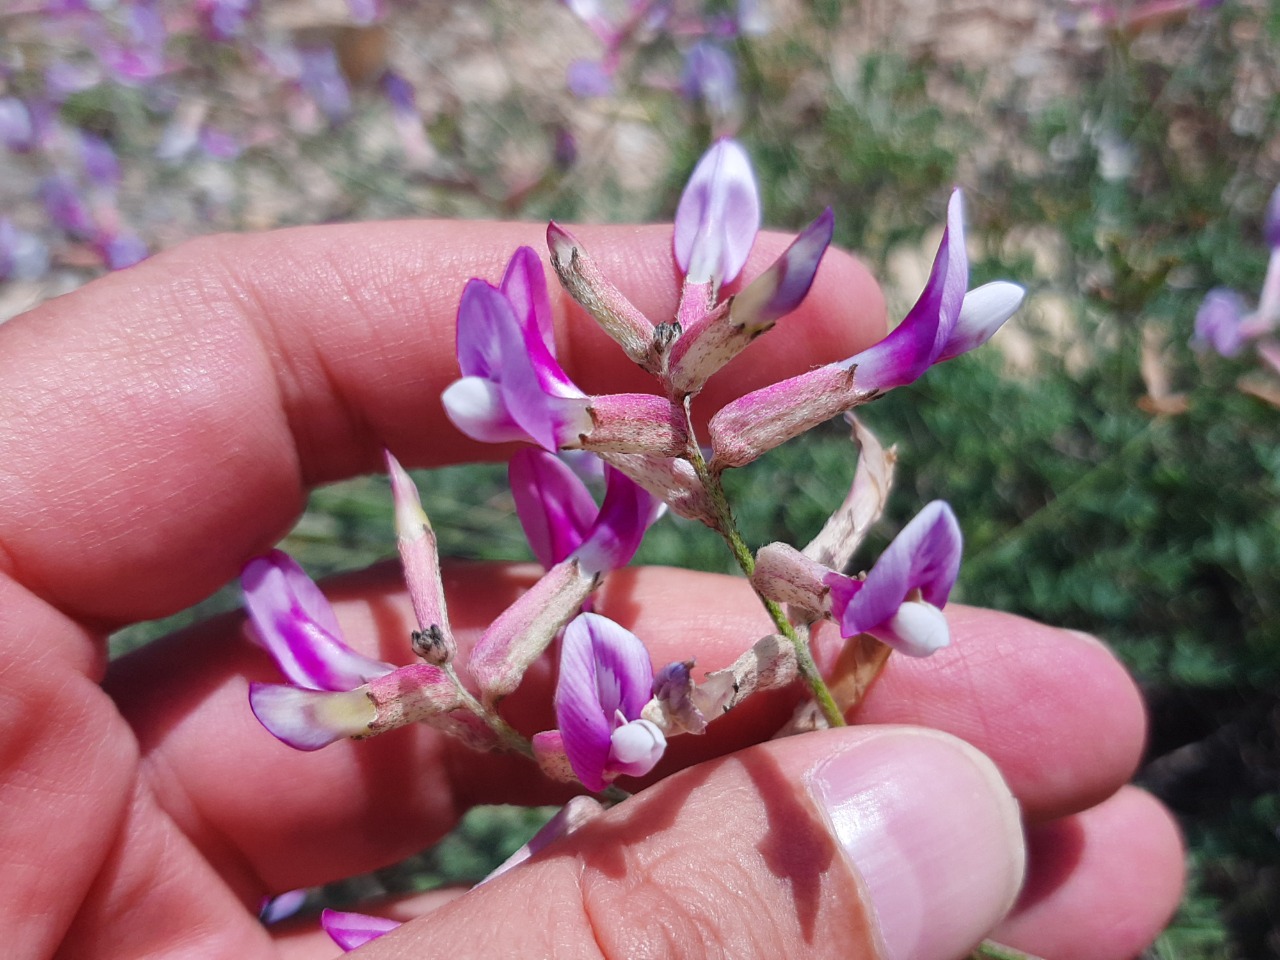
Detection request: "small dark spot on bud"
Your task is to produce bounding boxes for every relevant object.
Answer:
[653,322,682,353]
[411,624,453,665]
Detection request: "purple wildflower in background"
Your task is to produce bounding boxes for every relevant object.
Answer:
[0,97,37,152]
[555,612,666,791]
[196,0,258,42]
[0,219,50,282]
[297,45,353,123]
[1191,185,1280,359]
[824,500,962,657]
[681,40,739,119]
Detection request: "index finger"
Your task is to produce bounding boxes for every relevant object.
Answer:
[0,221,883,627]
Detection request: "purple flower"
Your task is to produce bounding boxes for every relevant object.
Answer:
[0,97,36,152]
[567,59,615,98]
[824,501,962,657]
[510,449,662,573]
[242,550,395,691]
[0,218,50,282]
[673,138,760,287]
[1192,288,1250,357]
[321,909,401,951]
[555,612,666,791]
[442,247,593,451]
[297,45,352,123]
[79,132,120,189]
[41,174,95,239]
[1191,185,1280,357]
[681,41,739,120]
[196,0,258,42]
[840,189,1025,393]
[98,229,149,270]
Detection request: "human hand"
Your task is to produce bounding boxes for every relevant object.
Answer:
[0,223,1183,959]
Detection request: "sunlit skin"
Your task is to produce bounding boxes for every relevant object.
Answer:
[0,221,1182,958]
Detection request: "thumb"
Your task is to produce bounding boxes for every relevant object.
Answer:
[358,727,1025,960]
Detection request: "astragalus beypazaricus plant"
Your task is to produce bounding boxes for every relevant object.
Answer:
[240,138,1025,950]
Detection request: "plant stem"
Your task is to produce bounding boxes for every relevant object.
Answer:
[682,402,846,729]
[444,664,535,759]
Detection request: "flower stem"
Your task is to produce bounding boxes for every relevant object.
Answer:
[444,664,535,759]
[682,401,846,729]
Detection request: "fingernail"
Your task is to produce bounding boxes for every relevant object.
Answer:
[809,729,1025,960]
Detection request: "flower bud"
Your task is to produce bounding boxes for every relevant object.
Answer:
[547,221,657,370]
[708,362,864,470]
[468,559,599,707]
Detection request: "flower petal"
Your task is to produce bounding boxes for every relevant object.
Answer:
[242,551,394,691]
[827,500,962,644]
[871,599,952,658]
[556,613,656,791]
[441,376,528,444]
[608,718,666,779]
[673,138,760,285]
[321,909,401,951]
[936,280,1025,363]
[842,189,968,391]
[571,465,662,576]
[509,449,600,568]
[248,682,376,751]
[1192,288,1249,357]
[500,246,557,360]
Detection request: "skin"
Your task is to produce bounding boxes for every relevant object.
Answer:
[0,222,1184,959]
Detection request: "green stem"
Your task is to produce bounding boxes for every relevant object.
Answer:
[969,940,1046,960]
[682,403,845,729]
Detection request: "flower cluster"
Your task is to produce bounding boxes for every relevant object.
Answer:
[0,0,419,282]
[1191,185,1280,379]
[239,137,1022,950]
[561,0,769,133]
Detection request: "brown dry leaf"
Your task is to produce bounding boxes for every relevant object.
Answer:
[826,633,893,713]
[1138,321,1189,415]
[803,415,897,571]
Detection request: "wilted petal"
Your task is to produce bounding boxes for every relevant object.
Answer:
[321,909,401,951]
[674,139,760,286]
[803,416,896,571]
[248,682,376,750]
[509,449,600,568]
[732,208,834,330]
[841,189,968,392]
[242,551,394,691]
[824,500,962,657]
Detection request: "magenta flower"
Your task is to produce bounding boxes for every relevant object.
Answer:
[840,189,1025,394]
[321,909,401,951]
[824,501,962,657]
[1191,185,1280,358]
[673,138,760,288]
[556,613,666,792]
[243,550,394,691]
[442,247,592,452]
[510,449,662,573]
[444,248,683,455]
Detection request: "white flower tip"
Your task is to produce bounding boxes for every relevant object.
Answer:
[609,718,667,777]
[884,601,951,658]
[674,138,761,285]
